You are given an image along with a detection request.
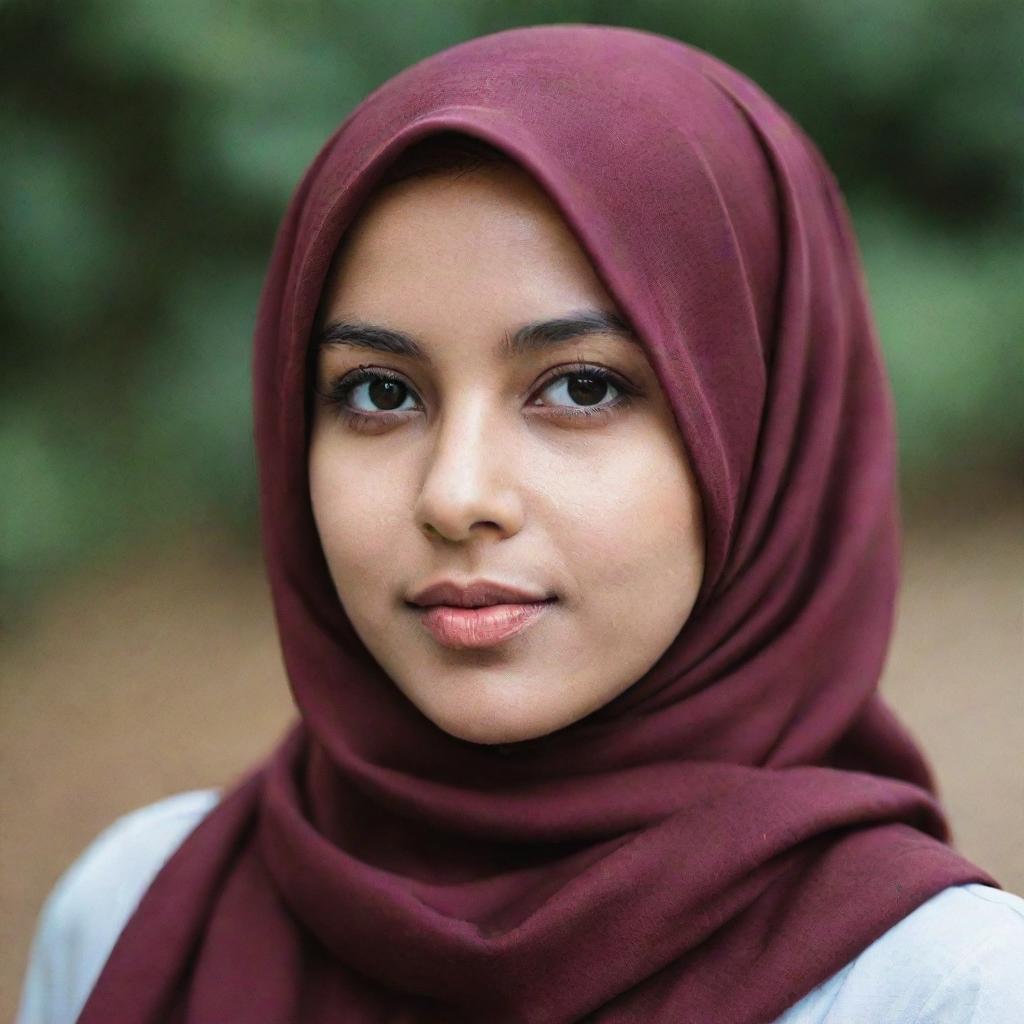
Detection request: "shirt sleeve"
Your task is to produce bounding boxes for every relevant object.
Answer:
[14,789,220,1024]
[813,883,1024,1024]
[774,882,1024,1023]
[910,885,1024,1024]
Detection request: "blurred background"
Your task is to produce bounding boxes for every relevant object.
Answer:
[2,0,1022,1015]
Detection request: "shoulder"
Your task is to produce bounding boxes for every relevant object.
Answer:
[15,789,220,1024]
[778,882,1024,1023]
[37,788,222,941]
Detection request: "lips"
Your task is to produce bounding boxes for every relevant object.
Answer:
[407,578,553,609]
[415,599,556,649]
[405,577,557,649]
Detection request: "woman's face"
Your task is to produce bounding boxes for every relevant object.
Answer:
[309,160,704,745]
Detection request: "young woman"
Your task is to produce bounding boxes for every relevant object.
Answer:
[17,23,1024,1024]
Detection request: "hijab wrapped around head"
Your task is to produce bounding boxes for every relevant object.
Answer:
[78,23,997,1024]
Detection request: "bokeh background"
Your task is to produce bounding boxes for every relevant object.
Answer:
[3,1,1022,1016]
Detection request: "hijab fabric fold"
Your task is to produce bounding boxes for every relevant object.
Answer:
[77,24,997,1024]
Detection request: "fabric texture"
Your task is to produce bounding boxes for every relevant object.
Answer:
[18,792,1024,1024]
[76,23,998,1024]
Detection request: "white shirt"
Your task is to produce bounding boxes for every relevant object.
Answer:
[14,789,1024,1023]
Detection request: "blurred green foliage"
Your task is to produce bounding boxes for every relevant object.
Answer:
[3,0,1022,610]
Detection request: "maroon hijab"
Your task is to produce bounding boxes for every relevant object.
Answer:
[78,24,997,1024]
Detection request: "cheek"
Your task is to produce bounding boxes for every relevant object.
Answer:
[553,434,701,590]
[550,433,703,658]
[308,438,409,597]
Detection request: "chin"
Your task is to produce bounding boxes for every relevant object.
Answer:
[424,703,567,746]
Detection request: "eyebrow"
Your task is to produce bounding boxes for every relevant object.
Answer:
[316,308,639,360]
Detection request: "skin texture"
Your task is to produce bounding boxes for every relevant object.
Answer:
[308,162,705,745]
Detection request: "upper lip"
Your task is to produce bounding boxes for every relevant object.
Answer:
[406,578,555,608]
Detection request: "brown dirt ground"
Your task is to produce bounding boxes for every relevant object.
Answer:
[3,489,1022,1018]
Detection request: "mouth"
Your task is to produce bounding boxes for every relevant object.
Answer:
[408,598,557,650]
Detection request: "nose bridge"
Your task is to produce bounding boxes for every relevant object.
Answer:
[416,388,521,539]
[427,388,500,494]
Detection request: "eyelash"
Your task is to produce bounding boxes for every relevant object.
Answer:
[317,362,639,431]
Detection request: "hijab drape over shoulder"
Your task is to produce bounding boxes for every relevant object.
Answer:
[78,24,997,1024]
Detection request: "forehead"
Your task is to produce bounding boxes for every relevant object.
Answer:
[310,164,660,383]
[320,164,614,317]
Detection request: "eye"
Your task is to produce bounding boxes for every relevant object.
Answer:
[531,365,631,418]
[316,362,639,431]
[337,368,419,414]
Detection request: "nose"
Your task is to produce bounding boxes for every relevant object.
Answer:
[413,395,525,544]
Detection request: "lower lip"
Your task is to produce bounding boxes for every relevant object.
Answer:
[415,600,556,649]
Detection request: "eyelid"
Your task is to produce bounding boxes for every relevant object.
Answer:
[320,359,636,396]
[321,362,638,409]
[536,360,635,389]
[316,361,641,425]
